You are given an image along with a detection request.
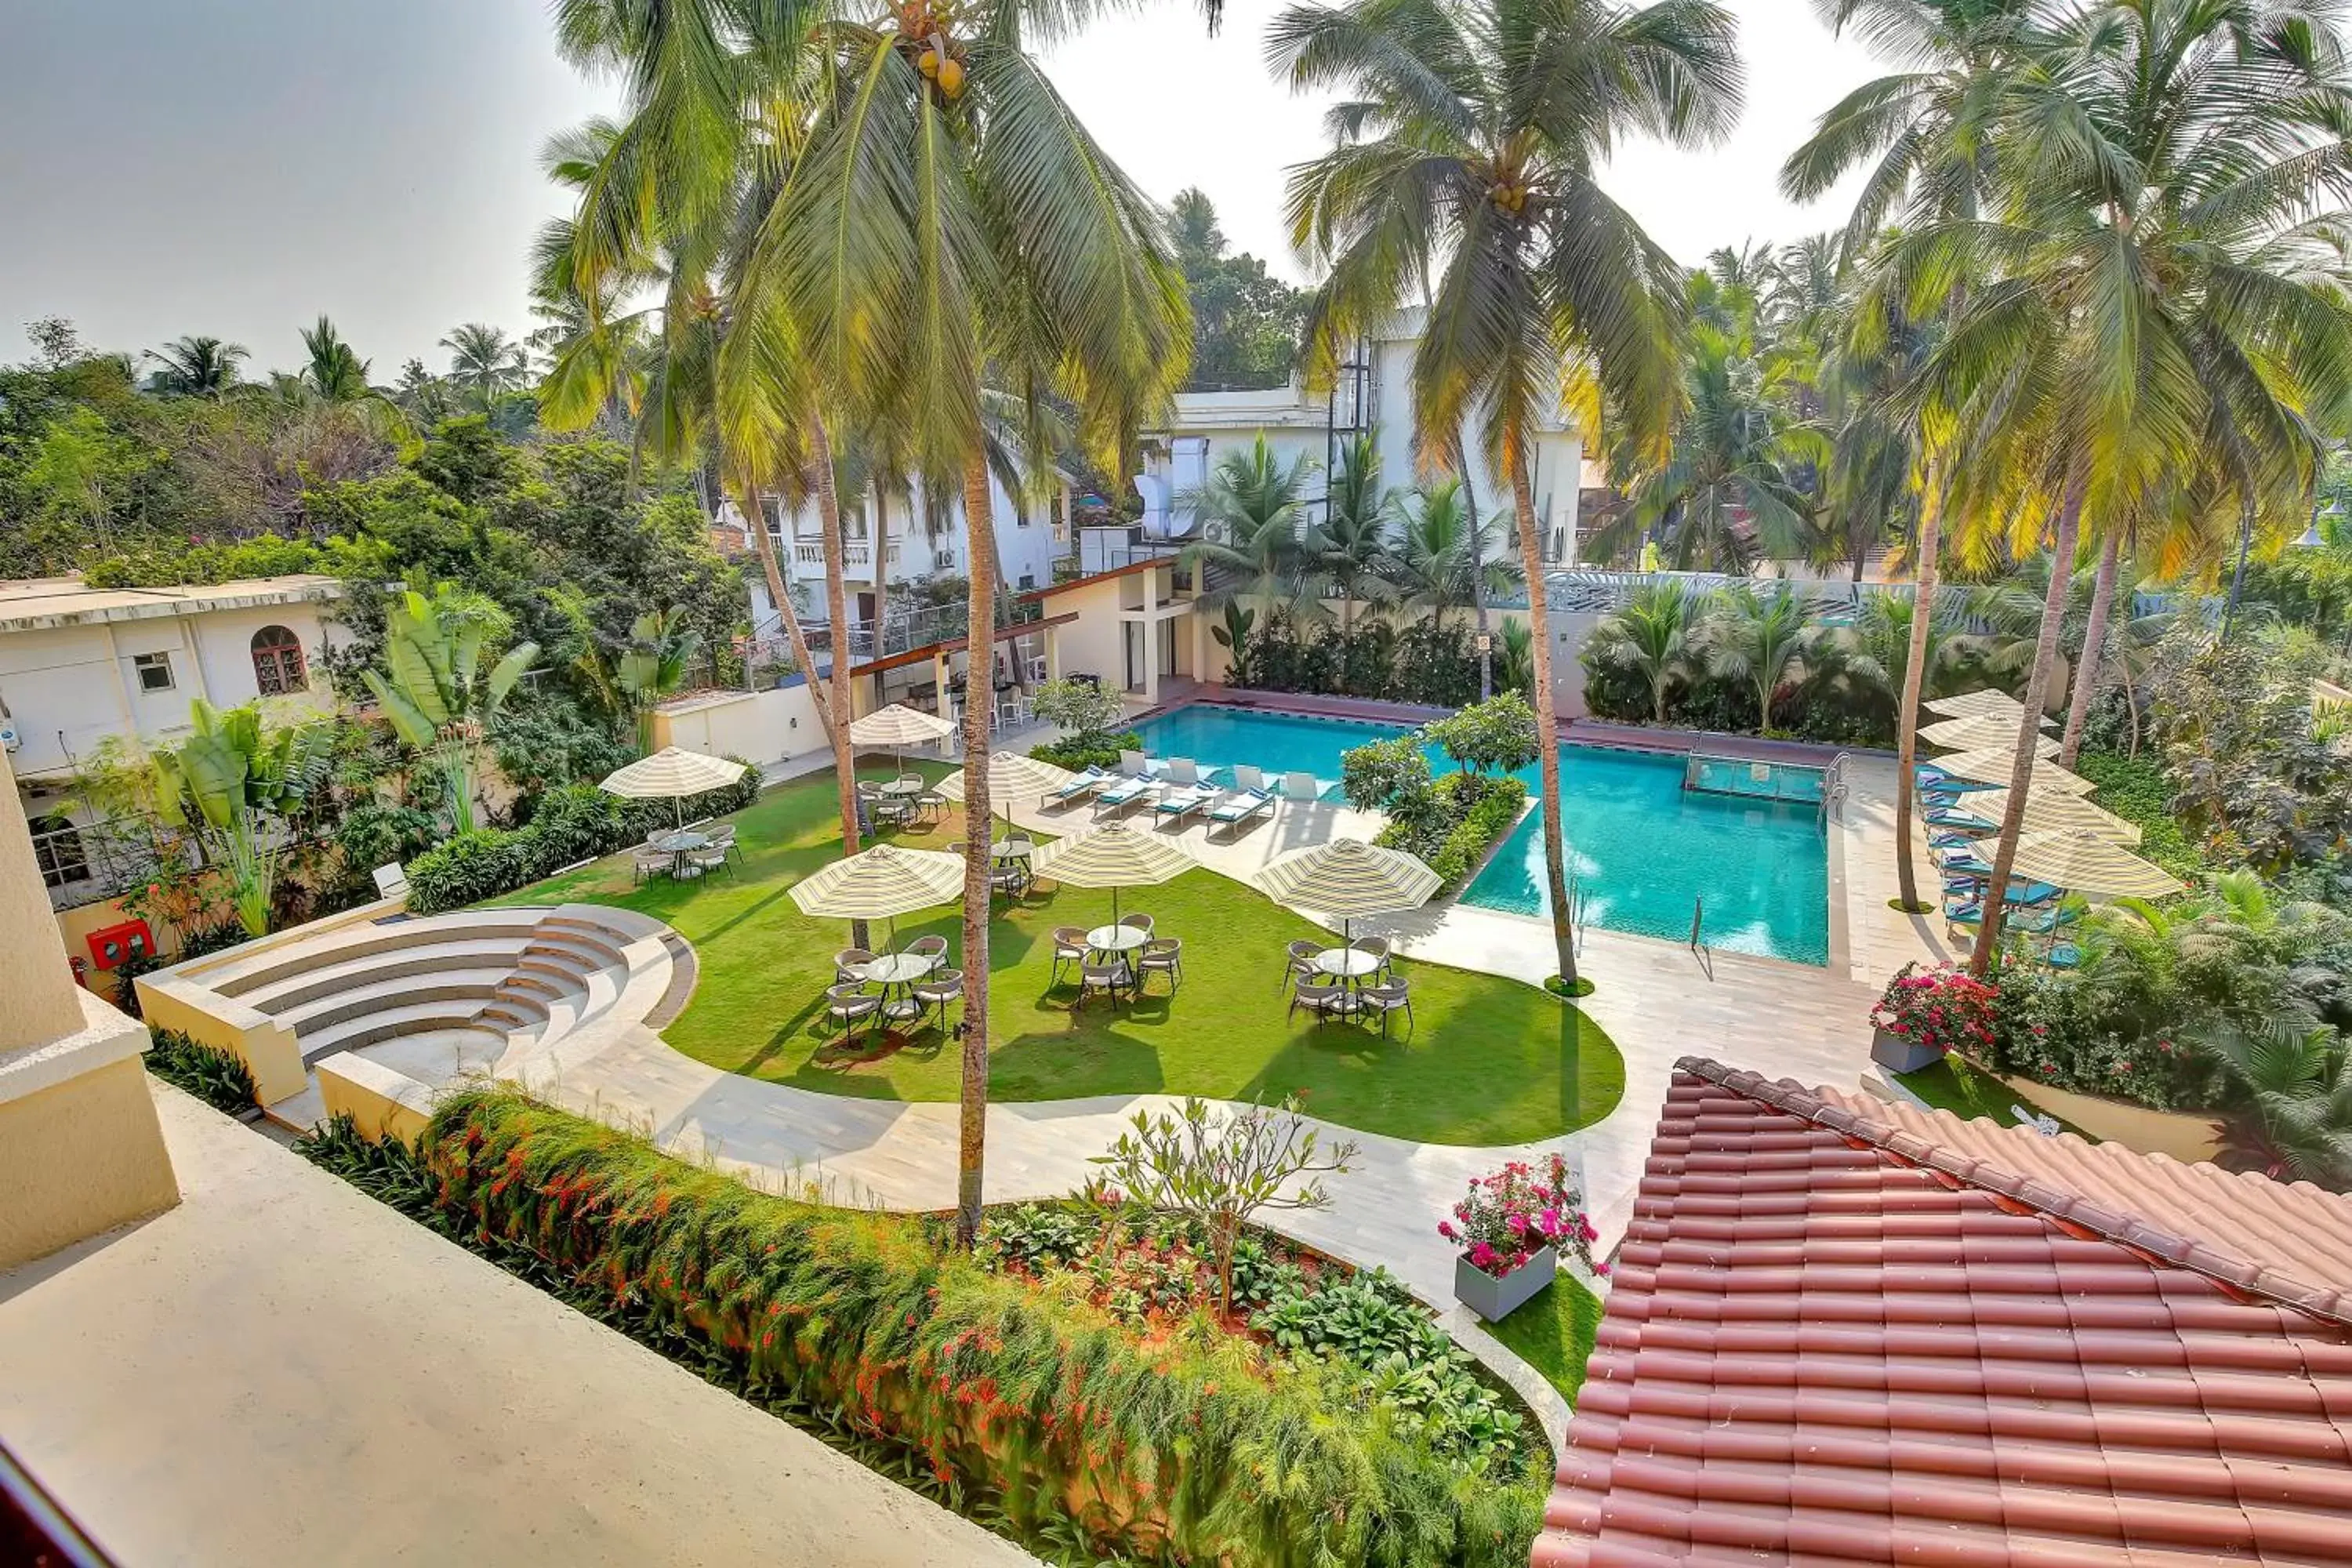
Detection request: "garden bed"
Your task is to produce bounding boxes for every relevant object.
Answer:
[298,1091,1550,1566]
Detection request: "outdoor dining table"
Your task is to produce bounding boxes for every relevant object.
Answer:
[856,951,938,1023]
[650,829,713,879]
[1086,924,1148,964]
[1312,947,1380,1011]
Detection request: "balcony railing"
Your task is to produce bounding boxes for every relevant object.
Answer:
[808,597,1047,663]
[789,541,875,571]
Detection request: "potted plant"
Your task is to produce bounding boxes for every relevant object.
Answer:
[1869,961,2000,1074]
[1439,1152,1601,1322]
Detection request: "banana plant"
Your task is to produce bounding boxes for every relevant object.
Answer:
[615,608,702,752]
[152,699,336,935]
[361,574,538,833]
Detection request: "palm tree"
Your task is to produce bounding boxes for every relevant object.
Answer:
[748,0,1190,1245]
[1837,590,1976,714]
[1276,0,1739,987]
[1174,434,1316,614]
[1590,580,1700,723]
[1889,0,2352,974]
[441,323,531,412]
[1702,585,1821,729]
[299,316,373,402]
[144,335,248,398]
[1783,0,2038,913]
[1385,481,1518,631]
[1305,432,1396,631]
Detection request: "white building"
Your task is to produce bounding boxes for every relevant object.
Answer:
[1131,310,1592,567]
[0,574,345,914]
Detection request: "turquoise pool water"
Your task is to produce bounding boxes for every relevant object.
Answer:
[1128,705,1830,966]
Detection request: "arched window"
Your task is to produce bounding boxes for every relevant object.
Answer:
[30,813,87,890]
[251,625,307,695]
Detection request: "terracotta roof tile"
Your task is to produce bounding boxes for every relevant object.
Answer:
[1536,1062,2352,1567]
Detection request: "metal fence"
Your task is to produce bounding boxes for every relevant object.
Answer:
[31,814,170,914]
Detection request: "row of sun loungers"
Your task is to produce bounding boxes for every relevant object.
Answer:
[1043,757,1318,837]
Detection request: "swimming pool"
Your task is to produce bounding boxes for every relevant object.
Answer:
[1128,705,1831,966]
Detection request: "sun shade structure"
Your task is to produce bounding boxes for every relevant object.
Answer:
[1537,1058,2352,1568]
[1028,822,1196,922]
[2003,828,2183,898]
[1916,714,2060,754]
[848,702,956,768]
[937,752,1076,822]
[788,844,964,932]
[598,747,750,826]
[1254,837,1441,939]
[1922,688,2048,724]
[1947,786,2143,844]
[1921,745,2097,794]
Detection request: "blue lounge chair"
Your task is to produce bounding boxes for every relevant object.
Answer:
[1093,775,1155,817]
[1048,766,1109,807]
[1117,750,1166,779]
[1155,785,1214,828]
[1207,787,1276,840]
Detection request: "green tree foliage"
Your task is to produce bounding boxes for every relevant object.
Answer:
[1169,188,1308,392]
[361,575,540,834]
[1425,691,1542,776]
[151,699,336,935]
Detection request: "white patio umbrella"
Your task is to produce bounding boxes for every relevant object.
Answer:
[1944,786,2143,845]
[789,843,964,946]
[1922,746,2098,795]
[1923,690,2050,724]
[936,751,1076,825]
[1029,822,1197,923]
[598,747,749,827]
[2004,829,2183,900]
[1255,837,1443,942]
[849,702,956,771]
[1918,715,2061,755]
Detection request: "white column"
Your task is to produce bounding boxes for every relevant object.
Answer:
[1045,626,1062,682]
[1140,613,1160,704]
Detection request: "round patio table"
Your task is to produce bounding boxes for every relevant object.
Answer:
[1086,924,1148,960]
[993,838,1034,863]
[1313,948,1380,982]
[651,829,713,879]
[857,952,938,1022]
[881,777,926,797]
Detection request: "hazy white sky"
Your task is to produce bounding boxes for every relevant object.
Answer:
[1,0,1886,374]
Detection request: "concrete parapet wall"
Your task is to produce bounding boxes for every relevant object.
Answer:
[317,1054,437,1146]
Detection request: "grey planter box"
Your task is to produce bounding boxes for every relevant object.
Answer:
[1870,1026,1945,1075]
[1454,1245,1555,1323]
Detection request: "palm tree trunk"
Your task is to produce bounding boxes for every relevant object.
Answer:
[953,448,997,1248]
[873,483,890,659]
[1457,434,1494,702]
[808,415,867,949]
[736,476,837,750]
[1892,461,1946,913]
[1969,477,2083,979]
[1511,462,1576,987]
[2059,531,2119,770]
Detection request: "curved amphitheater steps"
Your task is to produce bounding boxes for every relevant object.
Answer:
[238,903,682,1135]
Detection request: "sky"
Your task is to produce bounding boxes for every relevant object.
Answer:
[0,0,1886,375]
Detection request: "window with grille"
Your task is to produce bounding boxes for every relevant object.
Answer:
[132,652,173,692]
[251,625,307,694]
[30,814,87,890]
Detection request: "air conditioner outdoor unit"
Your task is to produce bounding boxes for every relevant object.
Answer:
[0,720,18,753]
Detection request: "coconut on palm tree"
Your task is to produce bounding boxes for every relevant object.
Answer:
[1279,0,1742,987]
[747,0,1189,1243]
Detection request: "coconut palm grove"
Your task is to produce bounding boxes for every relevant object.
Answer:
[8,0,2352,1563]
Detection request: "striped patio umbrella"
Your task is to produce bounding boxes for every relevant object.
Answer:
[849,702,956,770]
[1924,690,2045,723]
[1947,786,2143,845]
[936,751,1076,824]
[1254,837,1442,941]
[1028,822,1196,923]
[1922,746,2098,795]
[2005,829,2183,899]
[789,843,964,945]
[598,747,749,826]
[1918,715,2062,755]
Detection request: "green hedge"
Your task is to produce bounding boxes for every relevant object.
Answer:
[1029,729,1142,773]
[405,760,760,913]
[2073,750,2208,880]
[144,1027,258,1115]
[1376,774,1527,888]
[309,1090,1543,1566]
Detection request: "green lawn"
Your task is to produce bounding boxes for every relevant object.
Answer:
[500,764,1624,1146]
[1896,1054,2087,1136]
[1484,1276,1607,1403]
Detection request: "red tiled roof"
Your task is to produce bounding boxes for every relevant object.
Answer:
[1535,1058,2352,1568]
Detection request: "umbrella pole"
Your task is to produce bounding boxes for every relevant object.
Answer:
[674,795,684,829]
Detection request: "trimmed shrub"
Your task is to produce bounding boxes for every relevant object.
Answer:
[1375,772,1526,888]
[310,1090,1546,1566]
[144,1027,258,1114]
[405,759,761,912]
[1030,729,1142,773]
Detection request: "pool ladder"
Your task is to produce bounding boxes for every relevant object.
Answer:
[1820,753,1853,824]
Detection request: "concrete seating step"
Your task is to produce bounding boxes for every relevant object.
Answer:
[238,938,535,1014]
[276,969,514,1036]
[298,1001,491,1064]
[205,911,543,996]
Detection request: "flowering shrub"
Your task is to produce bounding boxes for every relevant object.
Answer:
[1438,1152,1601,1279]
[1869,962,1999,1059]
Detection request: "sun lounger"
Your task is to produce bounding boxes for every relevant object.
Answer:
[1279,771,1323,803]
[1232,764,1269,795]
[1154,786,1214,827]
[1047,766,1109,806]
[1093,775,1156,817]
[1117,750,1166,779]
[1164,757,1200,787]
[1207,787,1275,839]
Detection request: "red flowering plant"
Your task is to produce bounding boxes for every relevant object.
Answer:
[1437,1152,1602,1279]
[1870,961,1999,1060]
